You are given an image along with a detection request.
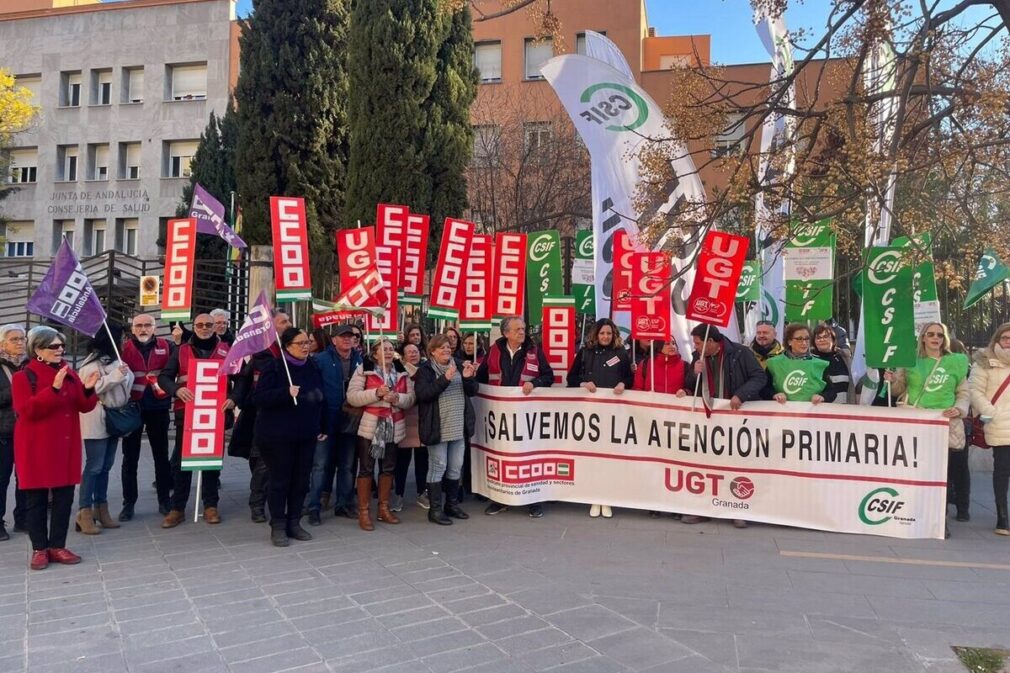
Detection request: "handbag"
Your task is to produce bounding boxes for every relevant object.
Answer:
[971,371,1010,449]
[105,401,142,438]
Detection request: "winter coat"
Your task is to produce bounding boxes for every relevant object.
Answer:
[633,352,688,394]
[814,349,852,404]
[566,344,634,389]
[969,348,1010,447]
[0,355,24,437]
[684,339,767,403]
[475,336,554,388]
[346,359,416,443]
[13,358,98,489]
[225,345,278,458]
[312,345,346,435]
[252,356,327,444]
[415,357,478,446]
[78,355,135,440]
[398,362,421,448]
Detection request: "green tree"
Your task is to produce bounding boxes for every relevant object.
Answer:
[0,69,38,210]
[234,0,349,274]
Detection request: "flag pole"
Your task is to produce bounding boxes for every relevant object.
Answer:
[650,340,655,392]
[691,324,712,412]
[276,331,298,406]
[102,320,122,362]
[193,472,202,523]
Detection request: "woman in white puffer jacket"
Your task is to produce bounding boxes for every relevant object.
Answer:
[968,322,1010,536]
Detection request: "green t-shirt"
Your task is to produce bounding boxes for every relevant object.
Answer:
[904,352,969,410]
[766,354,829,401]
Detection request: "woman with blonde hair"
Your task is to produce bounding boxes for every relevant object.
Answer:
[969,322,1010,535]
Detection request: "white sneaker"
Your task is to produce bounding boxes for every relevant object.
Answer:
[391,495,404,512]
[589,504,601,517]
[601,505,613,518]
[417,491,430,510]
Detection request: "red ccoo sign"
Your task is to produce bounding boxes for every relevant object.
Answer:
[493,233,527,318]
[270,196,312,302]
[542,296,576,385]
[401,212,430,304]
[162,218,196,321]
[460,235,493,330]
[429,218,474,320]
[686,230,750,328]
[181,359,228,471]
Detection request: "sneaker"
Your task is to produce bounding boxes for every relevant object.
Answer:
[528,504,544,518]
[416,491,430,510]
[589,504,601,518]
[601,505,613,519]
[681,515,710,524]
[484,502,508,516]
[391,495,404,512]
[732,519,748,529]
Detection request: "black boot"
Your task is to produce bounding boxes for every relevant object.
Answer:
[287,519,313,541]
[426,483,452,526]
[118,503,135,522]
[997,502,1009,536]
[442,479,469,520]
[270,523,289,547]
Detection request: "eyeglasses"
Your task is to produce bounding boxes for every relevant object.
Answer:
[5,336,25,342]
[814,333,832,339]
[999,335,1010,342]
[193,322,214,328]
[924,331,944,338]
[290,340,312,348]
[792,336,810,342]
[133,323,154,329]
[43,344,65,351]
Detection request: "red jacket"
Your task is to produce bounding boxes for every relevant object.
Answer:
[634,353,687,394]
[13,358,98,489]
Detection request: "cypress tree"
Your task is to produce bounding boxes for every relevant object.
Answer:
[234,0,349,267]
[344,0,441,228]
[176,109,237,259]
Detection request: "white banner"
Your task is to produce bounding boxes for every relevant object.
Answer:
[472,388,948,539]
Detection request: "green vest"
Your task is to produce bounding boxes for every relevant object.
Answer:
[904,353,969,410]
[766,354,829,401]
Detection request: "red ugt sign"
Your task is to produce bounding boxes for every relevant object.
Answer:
[631,252,672,340]
[686,230,750,328]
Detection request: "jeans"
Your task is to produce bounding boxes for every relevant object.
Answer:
[306,435,335,512]
[260,437,315,525]
[169,413,220,510]
[356,437,396,477]
[334,433,357,507]
[427,439,465,483]
[0,434,25,526]
[25,486,74,551]
[121,408,172,507]
[80,436,119,508]
[394,446,428,497]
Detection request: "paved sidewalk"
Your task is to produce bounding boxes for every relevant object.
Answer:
[1,448,1008,673]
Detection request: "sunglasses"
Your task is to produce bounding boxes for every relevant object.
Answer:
[924,331,944,338]
[193,322,214,328]
[43,344,65,351]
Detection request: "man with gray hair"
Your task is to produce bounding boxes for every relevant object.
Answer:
[210,308,235,346]
[0,324,27,539]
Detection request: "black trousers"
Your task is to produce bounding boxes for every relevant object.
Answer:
[993,445,1010,518]
[357,438,396,477]
[248,444,269,511]
[121,408,173,507]
[24,486,74,551]
[947,447,970,510]
[169,413,220,510]
[462,436,473,495]
[260,437,315,525]
[0,434,25,526]
[394,446,428,496]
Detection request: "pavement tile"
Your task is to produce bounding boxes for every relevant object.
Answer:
[421,641,508,673]
[476,615,551,640]
[494,627,572,655]
[586,627,693,670]
[325,642,420,673]
[545,604,637,641]
[391,616,470,642]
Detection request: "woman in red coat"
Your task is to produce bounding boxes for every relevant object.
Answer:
[633,339,689,395]
[13,326,99,570]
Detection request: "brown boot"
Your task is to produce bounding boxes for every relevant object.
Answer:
[356,477,374,531]
[75,509,100,535]
[377,474,400,524]
[95,503,119,529]
[161,510,185,529]
[203,507,221,524]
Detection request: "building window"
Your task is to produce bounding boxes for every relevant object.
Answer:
[116,218,139,255]
[524,38,552,80]
[575,31,606,56]
[87,144,110,181]
[1,221,35,258]
[57,145,78,181]
[84,219,106,256]
[52,220,74,254]
[167,63,207,101]
[712,113,746,157]
[60,71,82,107]
[7,148,38,184]
[123,66,144,103]
[91,69,112,105]
[14,74,41,103]
[474,42,502,83]
[119,142,142,179]
[472,124,502,166]
[523,121,552,154]
[165,140,198,178]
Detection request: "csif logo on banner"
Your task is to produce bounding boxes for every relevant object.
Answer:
[859,486,913,526]
[578,82,649,132]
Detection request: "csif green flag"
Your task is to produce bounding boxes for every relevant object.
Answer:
[736,261,762,302]
[571,230,595,315]
[526,231,563,327]
[862,246,917,368]
[892,233,941,334]
[783,220,835,321]
[964,249,1010,309]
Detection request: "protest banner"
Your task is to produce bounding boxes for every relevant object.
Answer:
[572,230,595,315]
[893,233,942,334]
[863,246,917,369]
[630,252,672,341]
[736,261,761,303]
[336,227,379,304]
[542,296,576,385]
[269,196,312,302]
[26,238,107,338]
[493,232,527,318]
[783,221,834,321]
[366,254,398,335]
[526,231,563,327]
[472,388,948,539]
[190,183,246,248]
[686,230,750,328]
[402,212,430,305]
[161,218,197,321]
[964,249,1010,309]
[429,218,475,320]
[611,230,636,313]
[376,203,407,299]
[460,234,494,331]
[181,359,228,471]
[220,290,276,375]
[333,266,388,311]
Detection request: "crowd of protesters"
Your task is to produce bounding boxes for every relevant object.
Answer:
[2,311,1010,569]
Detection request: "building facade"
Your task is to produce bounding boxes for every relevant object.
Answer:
[0,0,236,259]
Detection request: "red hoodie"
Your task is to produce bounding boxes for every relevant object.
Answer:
[634,353,687,394]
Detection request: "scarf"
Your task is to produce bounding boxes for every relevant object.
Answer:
[430,359,465,443]
[370,366,397,459]
[284,352,308,367]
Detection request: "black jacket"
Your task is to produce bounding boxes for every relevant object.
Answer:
[0,356,24,437]
[227,346,280,458]
[475,336,554,388]
[814,350,850,403]
[415,357,478,446]
[252,357,327,444]
[684,339,766,402]
[566,345,634,389]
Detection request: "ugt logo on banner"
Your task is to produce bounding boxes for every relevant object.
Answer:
[270,197,312,301]
[181,359,228,471]
[686,230,750,328]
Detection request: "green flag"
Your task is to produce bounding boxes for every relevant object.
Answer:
[736,261,762,302]
[893,233,941,333]
[526,231,563,327]
[783,220,835,321]
[964,249,1010,309]
[862,246,917,368]
[571,230,595,315]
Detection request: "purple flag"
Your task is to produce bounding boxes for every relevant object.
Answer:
[189,183,248,249]
[219,290,277,375]
[26,239,107,338]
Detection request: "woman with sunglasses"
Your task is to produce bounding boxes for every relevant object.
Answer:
[252,327,328,547]
[765,323,835,404]
[13,326,100,570]
[811,323,852,404]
